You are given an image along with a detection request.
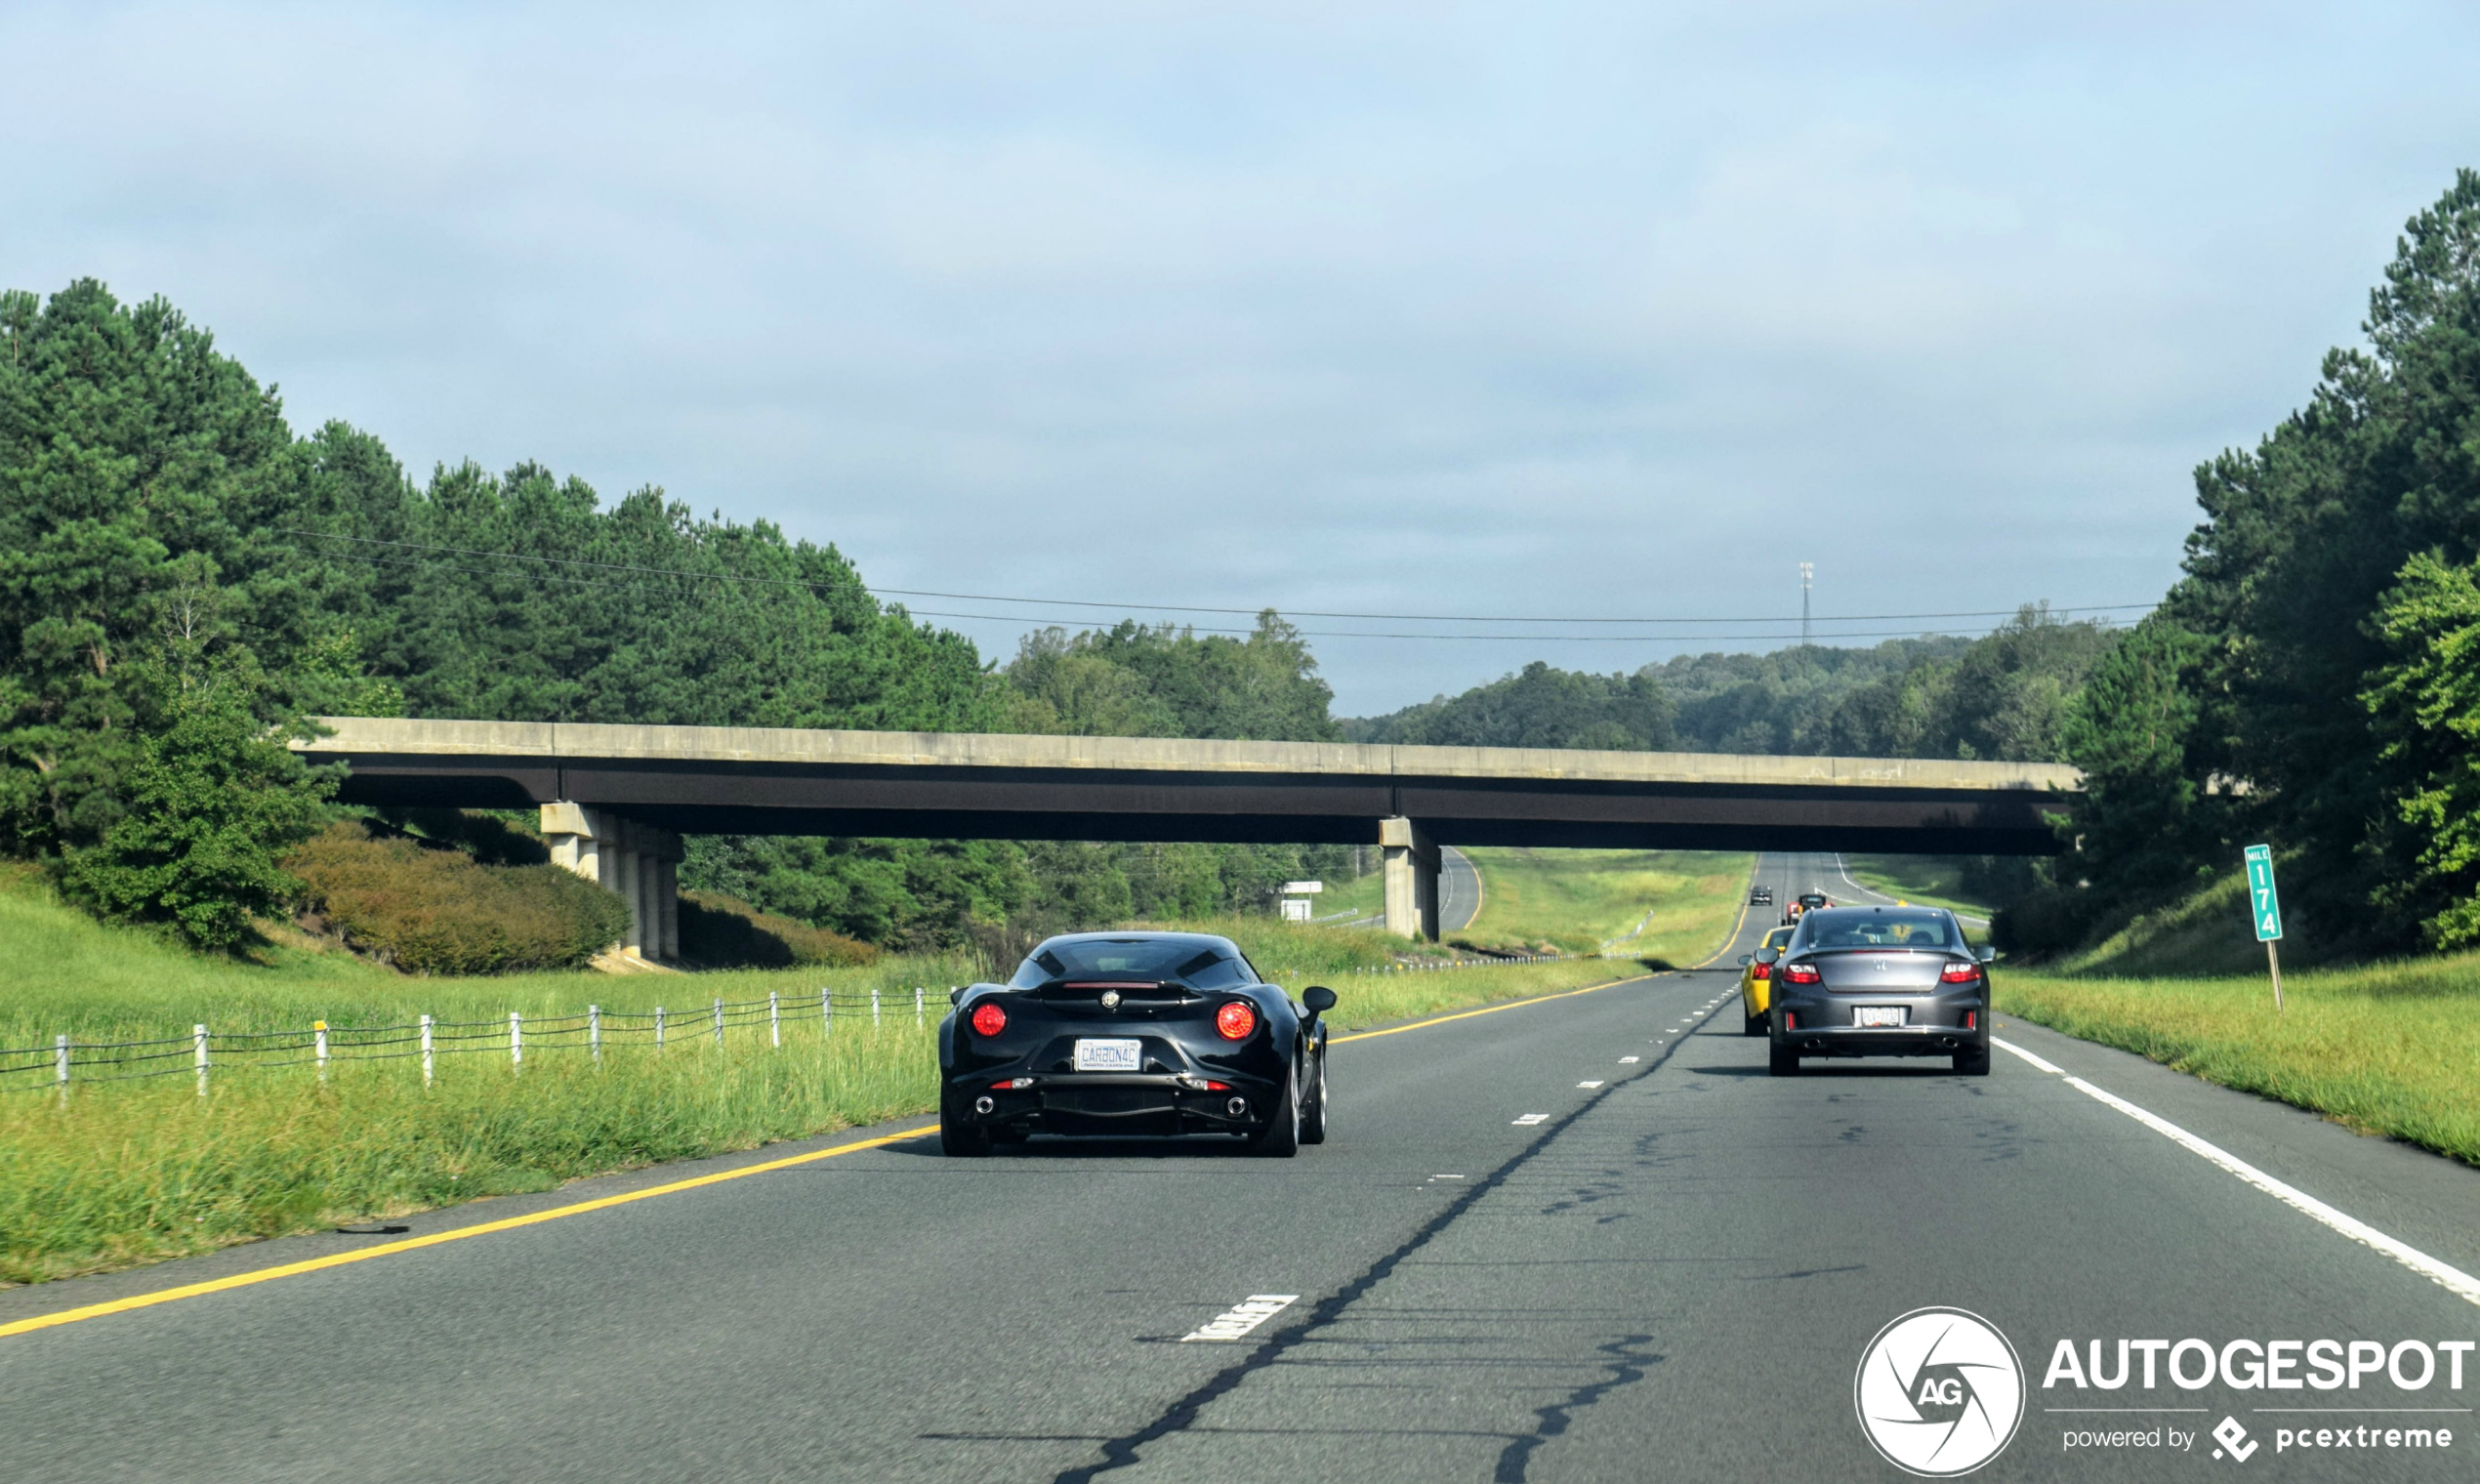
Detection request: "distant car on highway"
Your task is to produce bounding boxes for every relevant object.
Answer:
[1758,906,1992,1076]
[1749,885,1774,906]
[1735,926,1796,1035]
[1781,890,1830,926]
[938,931,1333,1157]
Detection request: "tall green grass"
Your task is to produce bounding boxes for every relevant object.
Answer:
[2,1014,935,1285]
[1998,955,2480,1167]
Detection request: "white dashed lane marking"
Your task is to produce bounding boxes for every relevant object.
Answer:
[1578,1081,1604,1089]
[1619,1056,1639,1064]
[1181,1294,1300,1342]
[1513,1113,1550,1126]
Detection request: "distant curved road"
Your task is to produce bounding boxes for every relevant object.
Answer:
[1439,845,1482,933]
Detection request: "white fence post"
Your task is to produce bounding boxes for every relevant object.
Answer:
[510,1010,522,1070]
[769,991,780,1048]
[914,986,924,1026]
[821,986,832,1035]
[55,1033,68,1103]
[589,1004,601,1064]
[871,987,881,1027]
[655,1005,665,1051]
[420,1013,434,1086]
[713,997,723,1048]
[194,1023,208,1097]
[314,1020,329,1082]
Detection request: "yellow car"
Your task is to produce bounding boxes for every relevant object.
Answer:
[1738,926,1797,1036]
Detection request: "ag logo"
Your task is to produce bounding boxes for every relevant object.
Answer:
[1854,1307,2026,1476]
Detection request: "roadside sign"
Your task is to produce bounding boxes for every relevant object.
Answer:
[2243,845,2282,941]
[1281,881,1323,894]
[2243,845,2284,1013]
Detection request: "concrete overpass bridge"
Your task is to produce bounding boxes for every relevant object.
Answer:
[299,717,2080,953]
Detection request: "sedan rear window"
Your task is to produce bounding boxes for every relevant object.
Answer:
[1798,909,1956,950]
[1011,938,1250,989]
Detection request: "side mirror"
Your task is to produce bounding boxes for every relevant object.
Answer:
[1757,949,1780,966]
[1302,985,1337,1015]
[948,986,965,1006]
[1737,954,1753,966]
[1976,947,1996,965]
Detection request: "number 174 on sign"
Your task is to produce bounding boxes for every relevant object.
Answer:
[2243,845,2283,1012]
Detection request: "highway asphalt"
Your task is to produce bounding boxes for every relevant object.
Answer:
[8,851,2479,1481]
[1440,844,1482,933]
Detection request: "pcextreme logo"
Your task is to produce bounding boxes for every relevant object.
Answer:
[1855,1307,2028,1476]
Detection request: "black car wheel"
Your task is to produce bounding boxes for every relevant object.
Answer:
[1954,1047,1992,1076]
[1299,1051,1329,1145]
[1768,1044,1800,1077]
[939,1088,991,1157]
[1251,1068,1301,1157]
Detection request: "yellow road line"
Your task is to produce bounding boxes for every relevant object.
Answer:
[0,1125,932,1341]
[1686,889,1757,971]
[1331,973,1649,1044]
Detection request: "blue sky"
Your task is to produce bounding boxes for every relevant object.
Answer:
[6,2,2477,712]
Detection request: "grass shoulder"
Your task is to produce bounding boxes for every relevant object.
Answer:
[1454,847,1753,961]
[1836,853,1994,920]
[1997,954,2480,1168]
[1,885,1660,1287]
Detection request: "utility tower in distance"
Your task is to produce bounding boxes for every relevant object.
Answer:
[1800,561,1813,645]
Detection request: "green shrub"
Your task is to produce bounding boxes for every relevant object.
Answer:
[288,821,629,974]
[57,649,337,952]
[678,889,878,969]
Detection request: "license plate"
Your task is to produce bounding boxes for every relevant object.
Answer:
[1074,1038,1143,1072]
[1854,1007,1906,1028]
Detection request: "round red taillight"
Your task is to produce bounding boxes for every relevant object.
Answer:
[970,1002,1007,1037]
[1214,1001,1257,1041]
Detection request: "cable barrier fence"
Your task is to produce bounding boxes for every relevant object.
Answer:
[2,958,1585,1102]
[0,984,947,1101]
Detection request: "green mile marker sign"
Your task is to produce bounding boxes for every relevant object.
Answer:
[2243,845,2283,941]
[2244,844,2284,1012]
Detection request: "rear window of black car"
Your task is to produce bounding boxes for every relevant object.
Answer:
[1796,909,1956,950]
[1010,939,1251,989]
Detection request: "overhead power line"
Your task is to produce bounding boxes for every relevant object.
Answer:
[273,528,2154,643]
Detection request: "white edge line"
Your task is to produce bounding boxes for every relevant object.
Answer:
[1992,1038,2480,1308]
[1992,1037,2066,1076]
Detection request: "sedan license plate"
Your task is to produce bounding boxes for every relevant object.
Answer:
[1073,1038,1143,1072]
[1854,1007,1907,1028]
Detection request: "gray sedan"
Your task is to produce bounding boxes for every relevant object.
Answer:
[1752,906,1993,1076]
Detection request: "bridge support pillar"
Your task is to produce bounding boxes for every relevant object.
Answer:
[1380,816,1440,941]
[542,803,682,963]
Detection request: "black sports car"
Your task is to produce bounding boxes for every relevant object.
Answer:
[937,931,1335,1157]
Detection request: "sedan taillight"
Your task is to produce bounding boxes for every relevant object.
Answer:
[970,1002,1008,1037]
[1751,963,1771,980]
[1215,1001,1257,1041]
[1781,963,1821,985]
[1940,963,1982,984]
